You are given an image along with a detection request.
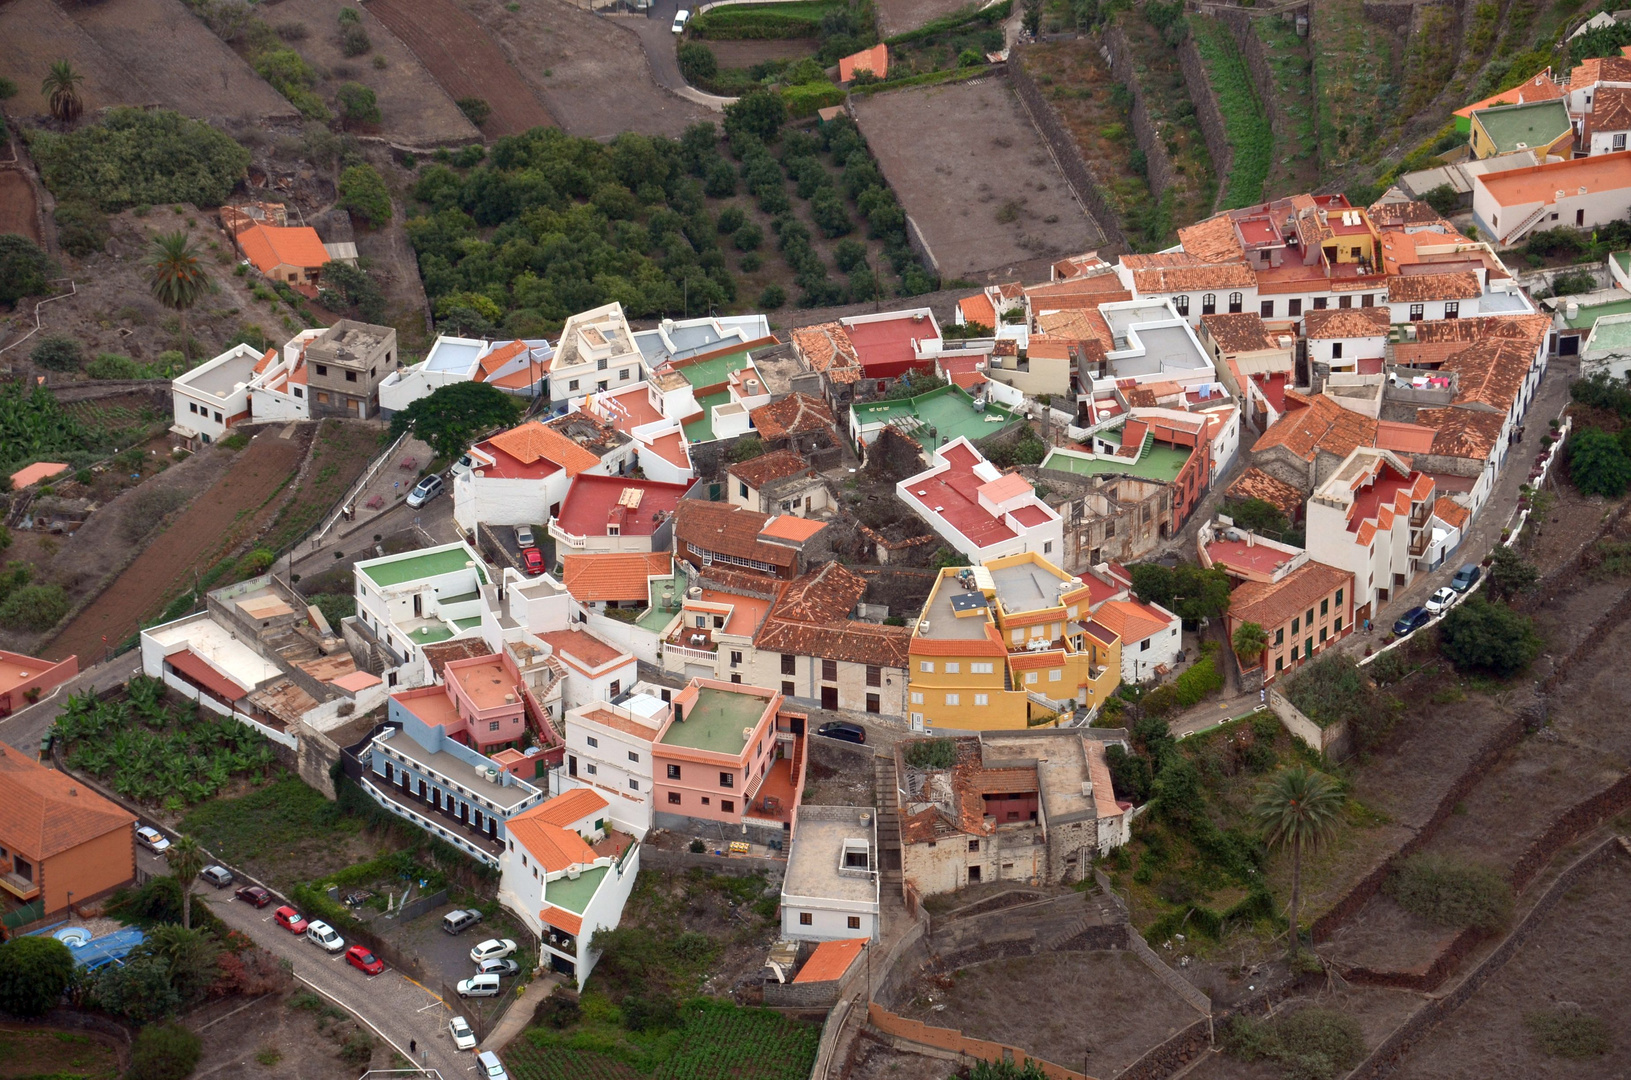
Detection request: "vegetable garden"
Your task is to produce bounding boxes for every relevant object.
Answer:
[1190,16,1271,209]
[55,677,278,809]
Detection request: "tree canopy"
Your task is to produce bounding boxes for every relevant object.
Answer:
[389,381,524,463]
[1129,562,1232,623]
[1437,599,1542,677]
[30,108,251,212]
[0,233,51,308]
[1568,425,1631,497]
[0,935,75,1017]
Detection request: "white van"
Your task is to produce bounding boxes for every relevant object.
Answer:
[457,973,502,998]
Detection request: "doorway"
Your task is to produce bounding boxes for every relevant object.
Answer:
[821,686,838,709]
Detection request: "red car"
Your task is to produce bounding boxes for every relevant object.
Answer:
[346,945,384,976]
[274,906,308,934]
[521,546,545,575]
[235,885,272,908]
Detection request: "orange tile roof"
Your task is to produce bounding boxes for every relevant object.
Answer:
[476,340,527,378]
[539,905,583,936]
[675,501,799,568]
[757,563,911,668]
[487,418,603,476]
[839,43,888,82]
[760,515,828,543]
[1253,394,1378,463]
[10,462,69,490]
[540,629,629,672]
[0,745,135,861]
[729,448,811,489]
[237,223,331,274]
[1387,272,1483,303]
[1416,406,1507,460]
[1131,263,1256,293]
[790,323,859,375]
[561,551,672,603]
[1229,561,1351,630]
[1303,307,1390,339]
[1177,215,1247,263]
[978,471,1033,503]
[527,787,609,827]
[1373,419,1439,456]
[959,293,997,328]
[252,347,278,375]
[793,938,867,983]
[1478,150,1631,210]
[1454,71,1563,120]
[1441,339,1536,411]
[1433,495,1471,529]
[1591,85,1631,135]
[1225,467,1305,516]
[1093,599,1173,644]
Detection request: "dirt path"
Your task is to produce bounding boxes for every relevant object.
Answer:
[366,0,556,137]
[43,430,308,662]
[0,170,43,245]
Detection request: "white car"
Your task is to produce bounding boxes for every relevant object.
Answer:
[450,454,476,479]
[477,1051,508,1080]
[457,973,502,998]
[449,1016,477,1051]
[469,938,517,964]
[306,920,345,953]
[136,825,170,854]
[672,8,690,32]
[1424,586,1457,615]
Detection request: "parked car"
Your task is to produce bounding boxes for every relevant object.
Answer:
[442,909,483,935]
[234,885,272,908]
[1425,587,1457,615]
[456,973,502,998]
[521,546,545,576]
[1392,607,1431,636]
[199,865,234,888]
[1450,564,1482,592]
[469,938,517,964]
[306,921,345,953]
[406,474,443,508]
[477,1051,509,1080]
[516,525,536,548]
[477,958,520,978]
[449,1016,477,1051]
[451,454,476,479]
[816,721,866,745]
[135,825,170,854]
[345,945,384,975]
[671,8,690,32]
[274,906,308,934]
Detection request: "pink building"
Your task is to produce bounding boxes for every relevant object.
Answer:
[0,651,78,717]
[390,650,528,753]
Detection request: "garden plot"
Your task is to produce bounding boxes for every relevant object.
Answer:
[0,171,44,246]
[874,0,992,37]
[851,78,1100,280]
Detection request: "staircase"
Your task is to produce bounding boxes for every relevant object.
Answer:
[872,753,903,885]
[1502,204,1550,247]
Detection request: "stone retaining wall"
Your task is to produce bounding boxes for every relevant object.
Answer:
[1102,24,1178,201]
[1008,50,1128,253]
[1177,34,1234,214]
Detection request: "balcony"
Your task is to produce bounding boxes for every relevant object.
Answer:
[663,641,718,667]
[1409,531,1430,558]
[358,772,505,862]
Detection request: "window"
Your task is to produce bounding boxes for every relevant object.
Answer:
[610,680,620,697]
[1044,540,1053,554]
[1409,303,1424,321]
[1011,628,1024,644]
[1288,298,1303,317]
[597,358,607,371]
[189,402,197,414]
[1274,627,1284,645]
[1049,669,1062,681]
[1336,588,1343,607]
[1313,297,1328,310]
[782,653,796,675]
[721,799,734,813]
[586,736,599,748]
[1444,301,1460,319]
[1321,598,1329,616]
[1361,293,1374,308]
[1260,300,1274,318]
[1228,292,1243,313]
[666,790,681,805]
[944,662,960,674]
[1617,133,1628,151]
[945,693,960,706]
[629,778,640,791]
[214,411,223,423]
[730,674,741,684]
[1319,627,1328,643]
[730,650,742,667]
[799,912,813,926]
[568,379,579,391]
[1175,294,1189,316]
[920,661,934,673]
[866,665,881,686]
[1289,643,1298,660]
[1334,615,1343,632]
[1140,639,1151,652]
[969,839,980,851]
[822,659,838,681]
[620,369,631,381]
[1331,343,1343,359]
[488,721,500,732]
[782,681,795,696]
[974,693,988,705]
[628,750,639,762]
[848,916,862,929]
[667,764,681,779]
[911,691,923,704]
[719,772,735,788]
[586,763,598,775]
[1275,656,1284,672]
[971,662,993,674]
[346,370,357,382]
[597,380,608,392]
[866,693,880,713]
[1306,608,1314,626]
[738,482,749,499]
[1201,293,1216,315]
[316,364,328,376]
[1026,672,1038,684]
[1292,616,1300,634]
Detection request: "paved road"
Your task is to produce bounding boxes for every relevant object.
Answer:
[627,0,734,108]
[0,652,141,757]
[197,887,472,1079]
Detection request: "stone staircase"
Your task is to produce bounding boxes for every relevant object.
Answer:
[872,752,903,885]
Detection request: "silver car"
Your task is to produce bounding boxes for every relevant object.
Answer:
[136,825,170,854]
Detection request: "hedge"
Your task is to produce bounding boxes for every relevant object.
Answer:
[848,64,990,97]
[1173,642,1224,708]
[885,0,1011,45]
[782,81,845,118]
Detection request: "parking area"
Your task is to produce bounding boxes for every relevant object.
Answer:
[480,522,552,578]
[355,902,534,1007]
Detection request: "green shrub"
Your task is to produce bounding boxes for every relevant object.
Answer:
[1386,853,1512,929]
[30,334,83,371]
[1525,1007,1612,1058]
[733,223,764,251]
[32,108,250,212]
[54,200,111,257]
[1222,1008,1362,1080]
[336,82,381,128]
[0,583,70,631]
[1173,643,1224,707]
[678,41,719,83]
[339,164,392,226]
[127,1023,202,1080]
[340,22,372,57]
[0,935,75,1017]
[457,97,491,127]
[716,204,746,234]
[254,48,330,120]
[904,738,956,769]
[1436,599,1541,677]
[758,283,787,308]
[782,80,844,118]
[0,234,52,307]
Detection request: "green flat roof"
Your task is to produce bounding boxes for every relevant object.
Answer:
[1040,438,1192,483]
[637,572,688,632]
[1587,315,1631,352]
[546,865,607,914]
[1474,100,1570,155]
[660,687,767,754]
[684,391,731,444]
[852,384,1016,445]
[453,617,482,631]
[678,350,751,392]
[1564,297,1631,330]
[408,623,454,644]
[359,547,485,588]
[1614,251,1630,276]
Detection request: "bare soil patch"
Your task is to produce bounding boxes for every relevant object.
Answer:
[851,78,1100,280]
[258,0,480,145]
[187,988,393,1080]
[43,426,310,661]
[1181,987,1421,1080]
[1389,849,1631,1080]
[896,951,1200,1073]
[842,1035,960,1080]
[0,170,43,246]
[0,1023,122,1080]
[366,0,557,137]
[875,0,989,37]
[65,0,294,123]
[706,37,820,66]
[802,736,875,806]
[457,0,709,139]
[0,0,154,120]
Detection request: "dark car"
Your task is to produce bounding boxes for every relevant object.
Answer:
[1393,607,1431,636]
[1450,564,1481,592]
[234,885,272,908]
[816,721,866,745]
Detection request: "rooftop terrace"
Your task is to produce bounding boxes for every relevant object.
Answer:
[990,559,1072,614]
[660,687,769,754]
[1040,438,1191,483]
[358,547,485,589]
[547,864,608,913]
[852,385,1015,445]
[676,350,752,392]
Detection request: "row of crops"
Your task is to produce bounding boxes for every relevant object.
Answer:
[1190,17,1272,209]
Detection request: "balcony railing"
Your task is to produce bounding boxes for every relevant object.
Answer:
[663,642,718,666]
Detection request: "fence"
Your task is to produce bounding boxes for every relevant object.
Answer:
[1266,688,1350,760]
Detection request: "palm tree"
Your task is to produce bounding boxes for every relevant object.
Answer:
[1252,765,1345,959]
[165,836,205,930]
[1233,621,1269,668]
[41,60,84,126]
[144,232,208,356]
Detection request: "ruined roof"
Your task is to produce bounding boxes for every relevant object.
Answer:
[1387,272,1483,303]
[750,392,838,442]
[1415,406,1508,460]
[1366,199,1454,228]
[1408,313,1551,345]
[789,322,860,375]
[1177,214,1247,263]
[487,418,609,476]
[1201,312,1281,354]
[1440,339,1536,412]
[1593,86,1631,134]
[1253,393,1378,463]
[1225,467,1306,516]
[727,448,812,490]
[1229,560,1351,630]
[1302,307,1391,339]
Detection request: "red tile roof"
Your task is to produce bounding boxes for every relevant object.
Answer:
[488,420,603,477]
[539,905,583,936]
[728,449,812,489]
[839,43,888,82]
[674,501,799,569]
[1441,339,1536,412]
[1202,313,1281,353]
[167,649,251,702]
[1433,496,1471,529]
[1303,307,1391,339]
[1093,599,1172,645]
[526,787,608,827]
[1387,272,1482,303]
[794,938,867,983]
[555,475,687,538]
[1415,406,1507,460]
[1229,560,1350,630]
[1253,393,1377,463]
[237,224,331,274]
[1225,467,1306,516]
[1176,215,1247,263]
[755,563,911,669]
[0,745,135,861]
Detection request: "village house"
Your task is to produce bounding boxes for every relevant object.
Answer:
[350,542,489,680]
[1304,307,1391,375]
[1305,447,1436,622]
[548,302,645,409]
[780,805,880,941]
[453,412,635,533]
[379,336,550,415]
[299,320,399,420]
[580,382,695,486]
[1091,595,1181,684]
[673,500,830,582]
[1198,312,1295,433]
[897,437,1063,563]
[1466,99,1574,161]
[561,694,670,834]
[548,475,688,559]
[387,649,531,755]
[234,222,333,289]
[0,744,135,921]
[1224,560,1354,684]
[1040,411,1214,537]
[1249,391,1379,494]
[0,650,77,718]
[790,309,942,412]
[1473,152,1631,246]
[749,392,842,454]
[727,449,833,517]
[559,552,675,615]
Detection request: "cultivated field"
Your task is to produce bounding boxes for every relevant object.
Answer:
[366,0,557,137]
[707,38,820,67]
[0,169,43,246]
[457,0,710,138]
[851,78,1100,280]
[875,0,990,37]
[258,0,480,145]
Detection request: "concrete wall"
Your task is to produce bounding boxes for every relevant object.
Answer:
[1268,687,1350,760]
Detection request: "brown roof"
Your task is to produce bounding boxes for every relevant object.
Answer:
[1303,307,1391,339]
[1409,313,1551,345]
[673,500,797,568]
[561,551,673,603]
[1253,393,1378,463]
[0,745,135,861]
[1596,86,1631,134]
[1225,467,1306,516]
[1202,312,1281,354]
[422,638,497,675]
[1387,272,1482,303]
[751,393,838,442]
[1440,339,1535,412]
[789,323,859,375]
[755,563,911,668]
[1229,560,1351,630]
[1392,341,1470,368]
[1177,215,1247,263]
[728,448,812,489]
[1036,308,1114,348]
[1433,495,1470,529]
[1415,406,1507,461]
[1131,263,1257,293]
[1366,199,1452,228]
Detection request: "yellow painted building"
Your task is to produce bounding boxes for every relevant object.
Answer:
[906,554,1122,731]
[1468,100,1573,161]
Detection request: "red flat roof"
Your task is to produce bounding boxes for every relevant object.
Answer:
[471,436,563,481]
[901,452,1016,549]
[1010,504,1053,527]
[845,315,936,374]
[555,475,687,538]
[1206,538,1297,577]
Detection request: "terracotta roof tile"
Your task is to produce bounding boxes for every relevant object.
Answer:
[839,43,888,82]
[1409,313,1551,345]
[751,393,838,442]
[728,448,812,489]
[1366,199,1454,228]
[1303,307,1390,339]
[1229,561,1351,629]
[1036,308,1114,347]
[1440,339,1536,411]
[1132,263,1257,293]
[959,293,997,328]
[790,323,860,375]
[488,419,604,476]
[1225,467,1306,516]
[236,223,331,274]
[1177,215,1247,263]
[1253,394,1378,462]
[0,746,135,861]
[561,551,672,603]
[1415,406,1507,460]
[674,501,798,568]
[1202,312,1281,353]
[540,906,583,936]
[793,938,867,983]
[1433,495,1471,529]
[1092,599,1173,645]
[1387,272,1482,303]
[1592,86,1631,134]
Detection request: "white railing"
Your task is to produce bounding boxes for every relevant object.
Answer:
[662,642,718,667]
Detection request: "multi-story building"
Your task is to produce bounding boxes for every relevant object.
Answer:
[1305,447,1436,623]
[1224,561,1354,684]
[673,501,830,581]
[303,320,398,419]
[0,745,135,919]
[727,449,832,518]
[897,437,1063,563]
[561,694,669,834]
[780,805,879,941]
[547,302,644,409]
[387,650,530,754]
[1091,597,1180,684]
[350,542,488,680]
[906,555,1119,731]
[548,475,688,558]
[454,413,635,532]
[1303,307,1390,375]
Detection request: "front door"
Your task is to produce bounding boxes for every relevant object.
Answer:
[821,686,838,710]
